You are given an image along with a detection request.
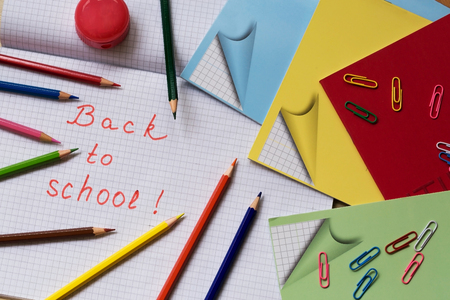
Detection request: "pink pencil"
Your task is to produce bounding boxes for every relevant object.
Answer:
[0,118,60,143]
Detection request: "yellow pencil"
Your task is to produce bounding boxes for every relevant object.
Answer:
[45,214,184,300]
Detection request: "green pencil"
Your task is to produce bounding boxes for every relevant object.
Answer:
[0,148,78,178]
[160,0,178,120]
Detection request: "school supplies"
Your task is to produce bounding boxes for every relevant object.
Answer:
[249,0,429,205]
[269,192,446,299]
[0,118,59,143]
[391,77,402,111]
[353,268,377,300]
[160,0,178,119]
[181,0,320,124]
[385,231,417,254]
[402,252,424,284]
[414,221,438,252]
[45,214,184,300]
[318,252,329,288]
[320,13,450,200]
[0,148,78,178]
[349,247,380,271]
[0,227,114,243]
[157,159,237,299]
[0,80,78,100]
[0,54,120,86]
[205,192,261,299]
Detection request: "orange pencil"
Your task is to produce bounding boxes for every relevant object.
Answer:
[157,159,237,299]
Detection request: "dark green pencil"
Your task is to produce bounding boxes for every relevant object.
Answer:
[160,0,178,120]
[0,148,78,178]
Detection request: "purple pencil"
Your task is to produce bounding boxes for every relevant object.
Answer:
[0,118,60,143]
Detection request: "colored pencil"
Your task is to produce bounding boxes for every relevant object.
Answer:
[0,294,33,300]
[0,118,60,143]
[160,0,178,119]
[0,80,78,100]
[0,227,114,243]
[157,159,237,300]
[45,214,184,300]
[0,148,78,178]
[0,54,120,87]
[205,192,261,300]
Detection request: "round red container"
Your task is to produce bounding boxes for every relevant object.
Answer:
[75,0,130,49]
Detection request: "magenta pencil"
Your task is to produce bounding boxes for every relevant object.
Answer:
[0,118,60,143]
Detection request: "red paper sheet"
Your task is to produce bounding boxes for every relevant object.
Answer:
[320,14,450,200]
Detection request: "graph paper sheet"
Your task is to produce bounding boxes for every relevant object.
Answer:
[0,0,228,76]
[181,0,320,124]
[0,46,332,300]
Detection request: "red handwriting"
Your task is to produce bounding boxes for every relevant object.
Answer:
[407,171,450,197]
[47,174,139,209]
[67,104,167,140]
[87,143,113,166]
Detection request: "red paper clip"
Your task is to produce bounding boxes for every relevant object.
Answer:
[385,231,417,254]
[318,252,329,288]
[429,84,444,119]
[402,252,424,284]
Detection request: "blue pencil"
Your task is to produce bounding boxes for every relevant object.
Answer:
[205,192,261,300]
[0,80,78,100]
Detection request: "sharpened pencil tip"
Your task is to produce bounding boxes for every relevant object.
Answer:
[104,228,115,232]
[176,213,185,220]
[69,95,79,99]
[258,192,262,197]
[51,138,61,144]
[112,83,121,87]
[173,112,176,120]
[70,148,79,153]
[231,158,237,166]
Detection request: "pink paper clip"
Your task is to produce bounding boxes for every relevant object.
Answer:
[429,84,444,119]
[402,252,424,284]
[318,251,329,288]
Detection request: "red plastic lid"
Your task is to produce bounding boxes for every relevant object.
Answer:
[75,0,130,49]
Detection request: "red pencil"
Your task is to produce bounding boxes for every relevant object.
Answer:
[157,159,237,300]
[0,54,120,87]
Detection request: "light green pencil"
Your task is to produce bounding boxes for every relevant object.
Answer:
[0,148,78,178]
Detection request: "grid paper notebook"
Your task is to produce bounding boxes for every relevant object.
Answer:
[0,47,332,300]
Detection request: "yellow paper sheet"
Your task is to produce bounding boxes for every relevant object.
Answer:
[249,0,431,205]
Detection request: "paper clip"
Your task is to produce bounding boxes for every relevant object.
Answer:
[391,77,402,111]
[402,252,424,284]
[439,152,450,167]
[344,74,378,89]
[353,268,378,300]
[437,141,450,153]
[349,246,380,271]
[318,252,329,288]
[429,84,444,119]
[345,101,378,124]
[385,231,417,254]
[414,220,438,251]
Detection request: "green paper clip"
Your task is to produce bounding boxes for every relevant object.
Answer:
[345,101,378,124]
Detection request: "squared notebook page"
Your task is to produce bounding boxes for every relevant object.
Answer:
[0,47,332,300]
[0,0,227,75]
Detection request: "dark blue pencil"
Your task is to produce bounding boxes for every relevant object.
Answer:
[205,192,261,300]
[0,80,78,100]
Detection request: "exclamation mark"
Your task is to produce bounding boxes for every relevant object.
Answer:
[153,190,164,214]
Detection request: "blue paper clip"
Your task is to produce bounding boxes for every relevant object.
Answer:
[414,220,438,251]
[349,246,380,271]
[353,268,378,300]
[439,152,450,166]
[437,141,450,153]
[429,84,444,119]
[345,101,378,124]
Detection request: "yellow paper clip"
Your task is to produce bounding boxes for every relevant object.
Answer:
[343,74,378,89]
[392,77,402,111]
[429,84,444,119]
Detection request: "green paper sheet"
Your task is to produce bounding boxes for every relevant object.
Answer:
[269,192,450,299]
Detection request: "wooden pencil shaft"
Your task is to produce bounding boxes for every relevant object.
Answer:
[0,118,42,140]
[0,54,103,85]
[0,80,63,99]
[160,0,178,101]
[0,150,69,178]
[0,227,98,242]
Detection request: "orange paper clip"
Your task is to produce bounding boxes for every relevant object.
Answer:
[385,231,417,254]
[402,252,424,284]
[318,252,329,288]
[343,74,378,89]
[429,84,444,119]
[391,77,402,111]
